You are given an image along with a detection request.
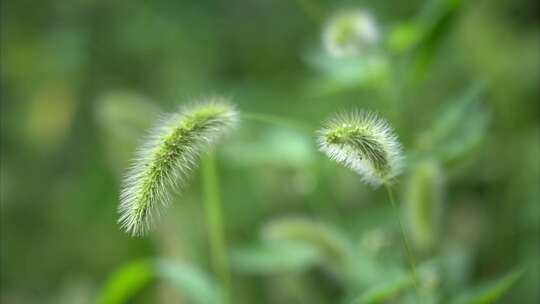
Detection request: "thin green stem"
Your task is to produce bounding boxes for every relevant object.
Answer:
[385,184,422,303]
[242,112,313,134]
[201,152,231,304]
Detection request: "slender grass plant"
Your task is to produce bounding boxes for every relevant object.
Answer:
[317,110,422,302]
[118,98,238,303]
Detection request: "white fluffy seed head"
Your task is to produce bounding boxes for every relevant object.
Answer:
[322,10,379,58]
[118,98,239,237]
[317,110,403,187]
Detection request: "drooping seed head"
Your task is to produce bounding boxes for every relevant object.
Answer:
[322,10,379,58]
[317,110,403,186]
[118,98,238,236]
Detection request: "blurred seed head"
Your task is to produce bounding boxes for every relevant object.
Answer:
[404,160,445,253]
[322,10,379,58]
[261,217,354,276]
[118,98,238,237]
[421,267,441,290]
[317,110,403,187]
[360,228,391,254]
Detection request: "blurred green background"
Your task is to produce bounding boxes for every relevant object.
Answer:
[1,0,538,303]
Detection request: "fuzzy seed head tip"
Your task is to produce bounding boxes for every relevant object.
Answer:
[118,98,238,237]
[317,110,403,187]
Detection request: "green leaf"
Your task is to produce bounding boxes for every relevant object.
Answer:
[96,260,154,304]
[395,0,464,82]
[348,260,440,304]
[450,269,524,304]
[96,259,222,304]
[154,260,223,304]
[426,84,485,142]
[349,274,413,304]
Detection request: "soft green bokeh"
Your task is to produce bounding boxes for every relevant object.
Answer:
[1,0,538,303]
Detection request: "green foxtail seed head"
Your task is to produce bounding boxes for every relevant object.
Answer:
[405,160,445,253]
[317,110,403,186]
[322,10,379,57]
[119,99,238,237]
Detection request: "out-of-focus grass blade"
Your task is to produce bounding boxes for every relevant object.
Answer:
[404,160,445,254]
[449,269,523,304]
[229,242,321,274]
[425,84,484,143]
[348,261,439,304]
[387,0,463,82]
[154,260,223,304]
[410,0,463,83]
[417,85,489,167]
[96,259,222,304]
[96,260,153,304]
[348,274,412,304]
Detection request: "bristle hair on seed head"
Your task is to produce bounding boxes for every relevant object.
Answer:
[317,110,403,187]
[118,98,239,237]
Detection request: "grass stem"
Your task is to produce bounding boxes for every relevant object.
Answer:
[385,184,422,303]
